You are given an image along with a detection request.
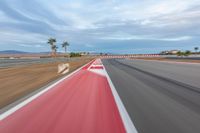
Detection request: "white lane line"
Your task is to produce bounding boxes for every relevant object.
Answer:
[102,59,138,133]
[0,61,92,120]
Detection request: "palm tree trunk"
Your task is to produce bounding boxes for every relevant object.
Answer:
[51,49,54,57]
[65,46,66,54]
[54,49,57,57]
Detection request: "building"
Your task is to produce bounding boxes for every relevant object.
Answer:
[160,50,180,55]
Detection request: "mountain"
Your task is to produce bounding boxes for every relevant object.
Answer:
[0,50,63,54]
[0,50,29,54]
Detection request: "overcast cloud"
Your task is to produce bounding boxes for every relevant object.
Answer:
[0,0,200,53]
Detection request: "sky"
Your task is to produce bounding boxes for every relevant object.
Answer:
[0,0,200,54]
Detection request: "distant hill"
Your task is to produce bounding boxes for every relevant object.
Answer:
[0,50,29,54]
[0,50,63,55]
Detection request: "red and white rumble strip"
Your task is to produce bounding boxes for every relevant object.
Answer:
[0,59,137,133]
[88,59,138,132]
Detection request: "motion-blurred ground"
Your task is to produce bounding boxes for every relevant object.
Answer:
[0,57,92,108]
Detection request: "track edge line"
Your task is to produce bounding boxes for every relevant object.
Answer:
[102,59,138,133]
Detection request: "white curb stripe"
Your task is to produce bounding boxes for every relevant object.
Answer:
[0,61,92,120]
[102,59,138,133]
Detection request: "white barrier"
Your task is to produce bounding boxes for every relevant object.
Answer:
[58,63,69,74]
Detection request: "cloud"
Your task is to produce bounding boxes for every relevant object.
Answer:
[85,44,94,48]
[100,34,192,41]
[0,0,199,53]
[159,36,192,41]
[17,44,32,47]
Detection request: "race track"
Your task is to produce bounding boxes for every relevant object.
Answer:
[103,59,200,133]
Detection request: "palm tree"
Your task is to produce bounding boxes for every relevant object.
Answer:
[47,38,57,56]
[194,47,199,54]
[61,41,70,54]
[52,45,58,56]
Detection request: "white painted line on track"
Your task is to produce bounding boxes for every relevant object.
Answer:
[0,61,93,120]
[102,59,138,133]
[87,59,106,76]
[89,69,106,77]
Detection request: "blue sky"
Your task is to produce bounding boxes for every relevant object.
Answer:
[0,0,200,54]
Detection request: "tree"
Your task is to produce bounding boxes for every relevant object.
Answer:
[61,41,70,54]
[184,50,191,56]
[177,50,191,57]
[177,51,183,57]
[70,52,81,57]
[194,47,199,53]
[47,38,57,57]
[52,45,58,56]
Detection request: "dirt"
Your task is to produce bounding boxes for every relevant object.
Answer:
[0,57,93,108]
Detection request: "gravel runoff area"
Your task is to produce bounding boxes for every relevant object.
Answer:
[0,57,93,109]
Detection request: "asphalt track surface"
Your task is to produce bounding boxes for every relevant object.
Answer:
[166,57,200,60]
[0,58,82,68]
[0,61,125,133]
[103,59,200,133]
